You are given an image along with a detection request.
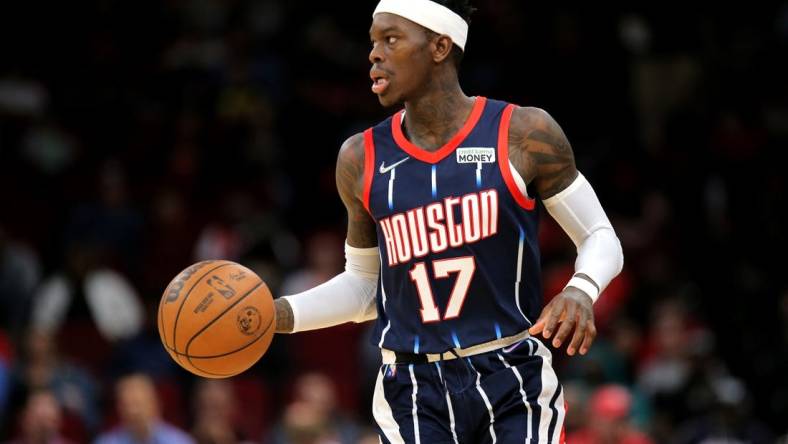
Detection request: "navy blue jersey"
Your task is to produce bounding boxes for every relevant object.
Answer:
[362,97,542,354]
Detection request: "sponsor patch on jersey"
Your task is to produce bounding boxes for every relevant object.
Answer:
[456,147,496,164]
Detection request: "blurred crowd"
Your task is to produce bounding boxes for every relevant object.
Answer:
[1,0,787,443]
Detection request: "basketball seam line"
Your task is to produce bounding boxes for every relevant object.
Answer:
[163,313,274,359]
[185,280,264,375]
[170,261,231,355]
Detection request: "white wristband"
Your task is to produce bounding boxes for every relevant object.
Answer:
[564,276,600,303]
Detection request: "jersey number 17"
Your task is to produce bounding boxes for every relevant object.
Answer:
[409,256,476,323]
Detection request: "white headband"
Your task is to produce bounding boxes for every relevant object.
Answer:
[373,0,469,51]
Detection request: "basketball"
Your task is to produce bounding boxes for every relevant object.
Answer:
[157,260,275,378]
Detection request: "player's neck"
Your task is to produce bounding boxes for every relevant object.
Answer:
[402,78,474,152]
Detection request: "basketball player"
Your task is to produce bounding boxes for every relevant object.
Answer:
[273,1,623,442]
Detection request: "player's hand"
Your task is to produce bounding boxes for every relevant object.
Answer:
[528,288,596,356]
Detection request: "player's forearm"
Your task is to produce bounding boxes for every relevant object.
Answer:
[274,298,295,333]
[572,226,623,293]
[280,270,378,333]
[275,286,373,334]
[544,172,623,302]
[275,243,380,334]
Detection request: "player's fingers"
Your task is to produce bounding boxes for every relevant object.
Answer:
[551,301,576,348]
[528,317,546,335]
[542,297,566,339]
[528,299,556,335]
[579,319,597,355]
[566,308,588,356]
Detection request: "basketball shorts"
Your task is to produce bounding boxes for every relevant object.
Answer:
[372,337,566,444]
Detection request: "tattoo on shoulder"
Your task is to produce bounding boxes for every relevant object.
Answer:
[336,133,366,209]
[527,128,572,157]
[511,107,578,199]
[336,133,378,248]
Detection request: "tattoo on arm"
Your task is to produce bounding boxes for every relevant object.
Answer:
[336,134,378,248]
[509,107,579,199]
[274,298,294,333]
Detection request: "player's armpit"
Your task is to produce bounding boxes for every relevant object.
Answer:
[336,133,378,248]
[508,106,579,200]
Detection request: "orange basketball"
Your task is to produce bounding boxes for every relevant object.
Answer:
[158,260,275,378]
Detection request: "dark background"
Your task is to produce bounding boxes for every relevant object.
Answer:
[1,1,787,442]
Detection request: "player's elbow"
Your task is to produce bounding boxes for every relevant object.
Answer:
[578,226,623,279]
[612,231,624,276]
[597,226,623,276]
[354,297,378,324]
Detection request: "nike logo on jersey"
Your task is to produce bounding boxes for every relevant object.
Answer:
[379,157,410,174]
[502,339,525,354]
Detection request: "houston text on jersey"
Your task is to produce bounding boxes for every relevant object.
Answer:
[378,189,499,266]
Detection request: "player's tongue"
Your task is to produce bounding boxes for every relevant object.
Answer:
[372,77,390,94]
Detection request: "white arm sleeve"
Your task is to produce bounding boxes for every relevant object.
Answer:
[281,243,379,333]
[543,172,624,302]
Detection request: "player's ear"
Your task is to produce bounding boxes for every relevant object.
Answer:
[431,34,454,63]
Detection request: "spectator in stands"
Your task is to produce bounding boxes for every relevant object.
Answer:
[29,240,144,376]
[6,389,73,444]
[280,231,344,296]
[4,330,98,438]
[267,372,358,444]
[61,160,144,277]
[0,227,41,338]
[191,379,254,444]
[94,374,193,444]
[30,242,144,344]
[675,377,773,443]
[567,384,653,444]
[277,401,339,444]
